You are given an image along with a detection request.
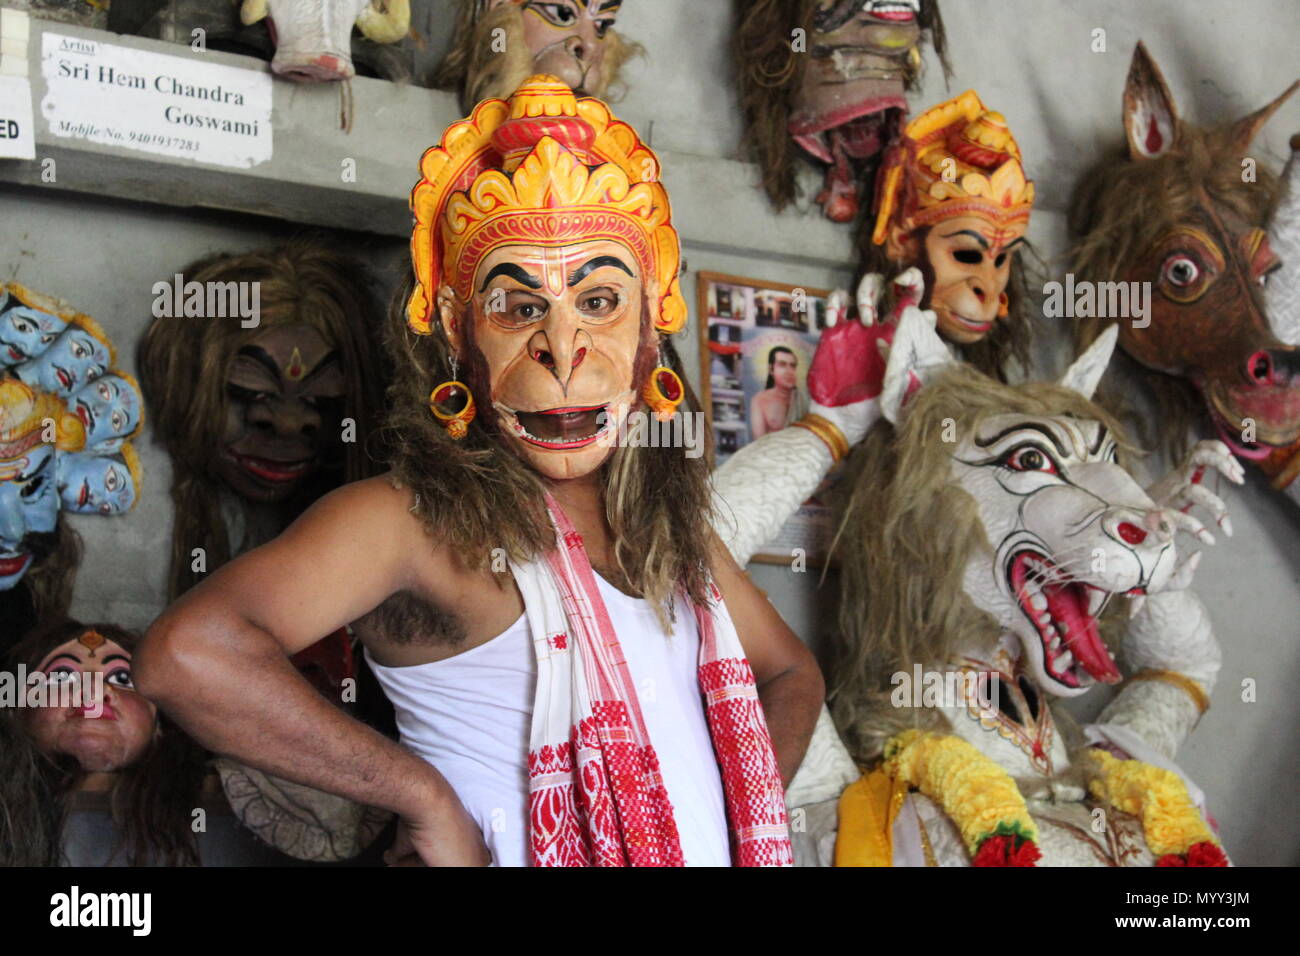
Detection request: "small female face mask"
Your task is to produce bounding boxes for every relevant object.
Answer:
[26,635,157,774]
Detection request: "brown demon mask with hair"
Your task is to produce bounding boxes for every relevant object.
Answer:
[736,0,944,222]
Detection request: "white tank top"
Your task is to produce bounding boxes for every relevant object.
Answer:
[365,575,732,867]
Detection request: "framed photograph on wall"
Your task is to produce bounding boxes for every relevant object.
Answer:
[696,270,837,567]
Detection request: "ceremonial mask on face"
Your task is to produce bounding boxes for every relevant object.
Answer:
[873,90,1035,345]
[68,373,144,453]
[407,75,685,480]
[58,447,141,516]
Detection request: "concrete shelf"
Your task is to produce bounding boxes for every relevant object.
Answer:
[0,15,855,269]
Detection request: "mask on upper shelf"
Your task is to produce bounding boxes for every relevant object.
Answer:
[736,0,947,223]
[108,0,415,84]
[435,0,640,110]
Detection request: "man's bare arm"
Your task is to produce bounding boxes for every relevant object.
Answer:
[135,476,488,864]
[709,539,824,786]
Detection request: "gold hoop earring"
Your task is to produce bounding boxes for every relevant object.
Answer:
[430,356,476,439]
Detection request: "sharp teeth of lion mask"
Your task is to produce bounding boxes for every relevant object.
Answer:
[953,411,1177,697]
[405,75,686,480]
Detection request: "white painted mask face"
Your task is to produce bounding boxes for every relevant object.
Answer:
[951,414,1176,697]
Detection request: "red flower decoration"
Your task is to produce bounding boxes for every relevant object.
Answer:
[1155,842,1228,867]
[972,834,1041,867]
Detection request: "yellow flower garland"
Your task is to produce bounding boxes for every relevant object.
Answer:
[1080,749,1219,858]
[878,731,1220,863]
[884,729,1037,856]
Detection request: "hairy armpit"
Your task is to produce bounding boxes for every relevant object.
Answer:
[357,589,466,647]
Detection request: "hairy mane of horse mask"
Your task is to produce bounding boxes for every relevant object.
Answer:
[407,75,684,481]
[872,89,1034,345]
[1071,43,1300,468]
[736,0,944,222]
[439,1,636,109]
[875,317,1177,698]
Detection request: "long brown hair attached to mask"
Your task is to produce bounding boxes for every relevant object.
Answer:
[733,0,948,214]
[381,276,717,619]
[0,619,207,866]
[137,240,388,599]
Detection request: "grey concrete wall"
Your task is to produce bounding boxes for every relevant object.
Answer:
[1,0,1296,863]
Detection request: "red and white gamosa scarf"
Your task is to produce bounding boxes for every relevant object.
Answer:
[511,496,792,867]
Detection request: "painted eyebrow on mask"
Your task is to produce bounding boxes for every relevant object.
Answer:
[42,653,82,669]
[298,351,341,386]
[974,421,1069,458]
[940,229,991,249]
[1089,423,1110,456]
[479,263,543,293]
[568,255,635,287]
[236,346,285,383]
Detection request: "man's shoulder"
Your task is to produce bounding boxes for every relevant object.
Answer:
[296,473,423,541]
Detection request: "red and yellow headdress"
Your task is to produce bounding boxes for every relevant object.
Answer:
[407,75,686,336]
[872,89,1035,246]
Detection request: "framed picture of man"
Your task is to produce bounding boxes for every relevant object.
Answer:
[696,271,835,566]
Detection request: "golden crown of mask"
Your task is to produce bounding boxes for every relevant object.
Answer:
[872,89,1035,246]
[407,75,686,337]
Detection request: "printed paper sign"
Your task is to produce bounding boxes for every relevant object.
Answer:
[40,32,272,169]
[0,75,36,159]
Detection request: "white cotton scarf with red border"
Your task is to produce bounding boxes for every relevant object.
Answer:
[510,495,793,867]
